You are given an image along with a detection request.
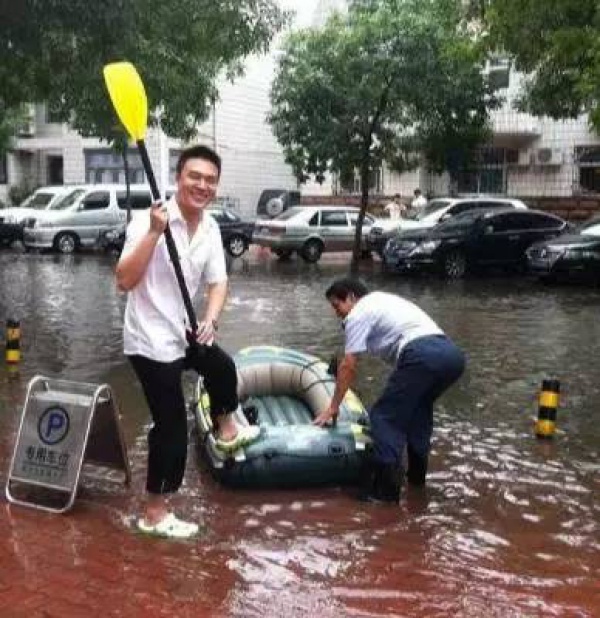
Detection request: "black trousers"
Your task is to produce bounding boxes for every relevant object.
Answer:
[129,344,238,495]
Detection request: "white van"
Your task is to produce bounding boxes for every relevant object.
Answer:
[0,186,81,225]
[22,184,162,253]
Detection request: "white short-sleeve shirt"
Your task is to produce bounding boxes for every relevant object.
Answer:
[343,291,443,364]
[122,196,227,362]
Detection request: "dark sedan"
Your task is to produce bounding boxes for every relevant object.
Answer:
[383,208,567,278]
[99,207,255,258]
[207,207,255,257]
[0,218,23,247]
[526,216,600,282]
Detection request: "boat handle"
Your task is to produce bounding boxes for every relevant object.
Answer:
[328,443,345,456]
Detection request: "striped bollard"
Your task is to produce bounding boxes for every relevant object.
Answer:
[535,379,560,439]
[5,319,21,364]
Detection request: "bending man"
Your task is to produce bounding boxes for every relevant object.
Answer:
[314,278,465,503]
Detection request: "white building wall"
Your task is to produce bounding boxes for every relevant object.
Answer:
[198,53,298,218]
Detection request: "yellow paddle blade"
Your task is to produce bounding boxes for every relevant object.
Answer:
[103,62,148,141]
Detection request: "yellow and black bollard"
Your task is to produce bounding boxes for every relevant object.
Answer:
[535,378,560,439]
[5,319,21,365]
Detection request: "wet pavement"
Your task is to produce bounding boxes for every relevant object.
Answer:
[0,247,599,617]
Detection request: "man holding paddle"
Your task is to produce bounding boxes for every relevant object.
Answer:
[116,145,259,538]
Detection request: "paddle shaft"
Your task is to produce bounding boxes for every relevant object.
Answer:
[136,139,198,336]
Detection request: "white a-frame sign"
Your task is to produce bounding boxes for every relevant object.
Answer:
[6,376,131,513]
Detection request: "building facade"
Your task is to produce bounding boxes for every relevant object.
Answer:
[309,0,600,203]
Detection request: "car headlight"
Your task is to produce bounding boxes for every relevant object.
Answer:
[410,240,441,255]
[564,248,600,260]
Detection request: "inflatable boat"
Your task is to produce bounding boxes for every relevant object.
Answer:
[194,346,372,488]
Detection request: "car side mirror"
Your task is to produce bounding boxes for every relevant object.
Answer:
[439,213,451,222]
[484,224,494,234]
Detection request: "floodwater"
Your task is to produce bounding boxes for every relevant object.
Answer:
[0,248,599,617]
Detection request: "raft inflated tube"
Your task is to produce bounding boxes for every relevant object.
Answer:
[195,346,371,488]
[535,378,560,438]
[5,319,21,364]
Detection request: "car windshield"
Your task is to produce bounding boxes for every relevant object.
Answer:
[272,207,305,221]
[49,189,87,210]
[406,199,452,221]
[579,218,600,237]
[20,192,58,209]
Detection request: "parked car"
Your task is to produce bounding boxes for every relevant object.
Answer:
[368,196,529,256]
[206,207,254,257]
[0,185,84,246]
[99,206,254,258]
[383,208,567,278]
[253,205,376,262]
[526,216,600,282]
[22,184,155,253]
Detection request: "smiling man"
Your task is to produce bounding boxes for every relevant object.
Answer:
[116,145,258,539]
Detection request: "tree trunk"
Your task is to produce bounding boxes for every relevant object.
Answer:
[350,156,371,276]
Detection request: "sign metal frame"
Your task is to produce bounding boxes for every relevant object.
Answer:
[5,375,131,513]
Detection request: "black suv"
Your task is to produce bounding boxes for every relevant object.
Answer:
[527,216,600,282]
[100,207,255,258]
[383,208,567,278]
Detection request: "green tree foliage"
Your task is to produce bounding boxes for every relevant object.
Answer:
[0,103,26,157]
[269,0,495,272]
[0,0,287,143]
[485,1,600,128]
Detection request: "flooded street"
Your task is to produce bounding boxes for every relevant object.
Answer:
[1,248,599,617]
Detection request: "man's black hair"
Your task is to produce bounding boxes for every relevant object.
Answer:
[176,145,221,177]
[325,277,370,301]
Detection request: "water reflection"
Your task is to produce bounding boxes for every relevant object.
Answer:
[0,249,599,616]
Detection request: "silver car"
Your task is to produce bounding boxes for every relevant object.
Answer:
[22,184,155,253]
[253,205,375,262]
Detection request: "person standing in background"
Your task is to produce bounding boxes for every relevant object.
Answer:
[384,194,405,220]
[411,188,428,212]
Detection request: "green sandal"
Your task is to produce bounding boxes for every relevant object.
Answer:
[215,424,260,453]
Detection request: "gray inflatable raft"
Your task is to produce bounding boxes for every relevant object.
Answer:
[194,346,372,488]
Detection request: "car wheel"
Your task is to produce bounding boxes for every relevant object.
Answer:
[225,234,247,258]
[300,239,323,263]
[273,249,293,260]
[443,251,467,278]
[54,232,78,254]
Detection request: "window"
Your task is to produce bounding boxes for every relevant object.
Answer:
[321,211,349,226]
[349,212,375,226]
[0,155,7,184]
[576,146,600,193]
[488,212,535,232]
[524,213,564,230]
[169,150,181,184]
[208,209,227,223]
[448,201,484,216]
[308,212,320,226]
[85,149,145,184]
[117,192,152,210]
[487,56,510,90]
[82,192,110,210]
